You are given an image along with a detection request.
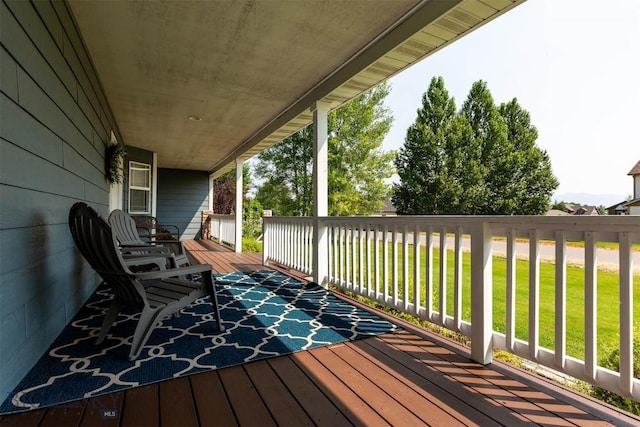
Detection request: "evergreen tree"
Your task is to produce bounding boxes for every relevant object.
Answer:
[498,98,558,214]
[393,76,466,214]
[393,77,558,215]
[460,80,510,214]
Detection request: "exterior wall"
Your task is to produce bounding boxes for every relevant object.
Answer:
[0,1,120,401]
[634,175,640,199]
[629,205,640,216]
[156,169,209,239]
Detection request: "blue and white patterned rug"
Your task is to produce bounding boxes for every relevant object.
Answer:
[1,270,399,414]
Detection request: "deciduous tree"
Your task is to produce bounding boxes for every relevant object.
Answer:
[212,164,251,214]
[254,83,395,216]
[254,127,314,216]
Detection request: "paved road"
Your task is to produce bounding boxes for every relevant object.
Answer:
[347,230,640,273]
[433,235,640,274]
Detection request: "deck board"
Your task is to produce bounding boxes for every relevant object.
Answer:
[219,365,277,427]
[190,371,237,426]
[328,342,464,426]
[244,360,315,427]
[3,240,639,427]
[159,377,198,426]
[310,345,428,426]
[79,393,122,427]
[267,356,352,426]
[291,350,391,426]
[349,337,498,426]
[120,384,158,427]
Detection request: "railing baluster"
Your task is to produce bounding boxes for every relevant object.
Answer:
[339,224,345,288]
[293,220,298,269]
[308,221,313,273]
[392,226,399,308]
[414,224,421,316]
[403,225,409,311]
[374,225,380,300]
[383,225,389,304]
[454,227,463,331]
[359,224,364,293]
[529,229,540,362]
[584,231,597,381]
[439,228,447,326]
[506,229,516,352]
[344,225,353,289]
[293,220,297,270]
[352,224,357,290]
[554,230,567,369]
[366,223,372,297]
[426,226,433,321]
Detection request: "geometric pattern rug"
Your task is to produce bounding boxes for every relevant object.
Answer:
[0,270,399,414]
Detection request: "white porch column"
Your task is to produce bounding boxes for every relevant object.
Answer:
[208,174,214,211]
[470,221,493,364]
[235,158,244,253]
[151,152,158,217]
[312,101,330,286]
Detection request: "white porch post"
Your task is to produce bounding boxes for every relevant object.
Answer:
[312,101,330,286]
[151,152,158,217]
[235,158,243,253]
[470,221,493,365]
[208,174,214,211]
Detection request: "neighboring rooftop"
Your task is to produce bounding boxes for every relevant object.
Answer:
[562,204,599,215]
[627,160,640,176]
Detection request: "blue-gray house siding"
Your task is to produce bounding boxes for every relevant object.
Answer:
[0,0,121,401]
[157,169,209,240]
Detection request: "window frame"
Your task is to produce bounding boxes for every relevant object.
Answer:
[128,161,152,214]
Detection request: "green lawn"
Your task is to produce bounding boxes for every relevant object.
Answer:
[335,241,640,360]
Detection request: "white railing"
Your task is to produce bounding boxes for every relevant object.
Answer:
[262,217,314,275]
[209,214,236,248]
[263,215,640,402]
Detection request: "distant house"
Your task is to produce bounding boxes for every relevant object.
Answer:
[609,160,640,215]
[560,204,599,216]
[626,160,640,215]
[605,203,629,215]
[546,209,569,216]
[572,205,599,215]
[373,199,397,216]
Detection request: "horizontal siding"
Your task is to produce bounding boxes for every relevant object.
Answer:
[0,0,119,403]
[157,169,209,240]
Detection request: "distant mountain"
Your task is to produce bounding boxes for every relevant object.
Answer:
[552,192,628,208]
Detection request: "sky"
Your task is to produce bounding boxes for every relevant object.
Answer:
[382,0,640,207]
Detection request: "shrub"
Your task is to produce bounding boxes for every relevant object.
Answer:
[242,237,263,253]
[243,198,263,240]
[590,335,640,415]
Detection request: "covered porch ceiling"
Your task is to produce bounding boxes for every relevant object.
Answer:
[68,0,524,178]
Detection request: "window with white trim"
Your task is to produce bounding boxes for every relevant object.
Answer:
[128,161,151,214]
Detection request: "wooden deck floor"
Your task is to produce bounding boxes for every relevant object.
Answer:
[2,240,638,427]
